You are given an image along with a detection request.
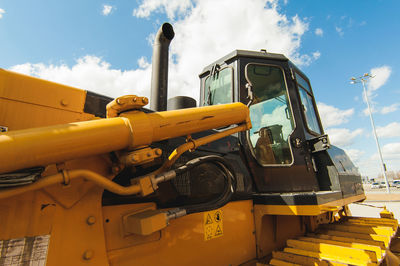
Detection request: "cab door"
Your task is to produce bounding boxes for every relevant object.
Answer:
[239,58,319,193]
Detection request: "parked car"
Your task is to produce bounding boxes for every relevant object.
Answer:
[371,182,383,189]
[393,180,400,187]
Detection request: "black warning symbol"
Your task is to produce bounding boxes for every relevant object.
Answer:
[206,226,213,240]
[215,225,223,236]
[214,211,222,223]
[205,214,213,225]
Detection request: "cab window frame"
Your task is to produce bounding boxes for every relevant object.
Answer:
[294,71,323,136]
[202,66,234,106]
[244,62,296,167]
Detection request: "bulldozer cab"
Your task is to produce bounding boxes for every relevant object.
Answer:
[199,50,364,202]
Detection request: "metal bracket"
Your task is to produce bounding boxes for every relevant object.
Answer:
[106,95,149,118]
[122,147,162,166]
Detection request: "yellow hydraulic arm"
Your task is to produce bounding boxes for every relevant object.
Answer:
[0,95,251,175]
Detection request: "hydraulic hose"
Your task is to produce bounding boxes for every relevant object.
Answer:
[169,155,236,216]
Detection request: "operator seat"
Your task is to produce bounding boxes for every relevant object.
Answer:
[255,127,276,164]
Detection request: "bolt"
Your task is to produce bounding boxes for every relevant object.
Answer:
[83,250,94,260]
[60,99,68,106]
[155,149,162,156]
[86,216,96,225]
[116,98,123,105]
[132,97,137,102]
[147,152,152,157]
[131,154,140,162]
[142,97,148,104]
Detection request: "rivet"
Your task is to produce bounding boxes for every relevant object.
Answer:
[116,98,123,105]
[155,149,162,156]
[60,99,68,106]
[131,154,140,162]
[147,152,152,157]
[142,97,148,104]
[132,97,137,102]
[86,216,96,225]
[83,250,94,260]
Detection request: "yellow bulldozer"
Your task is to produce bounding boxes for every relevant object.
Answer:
[0,23,399,265]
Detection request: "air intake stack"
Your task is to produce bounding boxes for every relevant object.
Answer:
[150,23,175,111]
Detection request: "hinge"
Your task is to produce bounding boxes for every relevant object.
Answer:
[290,68,295,80]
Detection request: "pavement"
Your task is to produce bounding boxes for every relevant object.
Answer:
[348,190,400,220]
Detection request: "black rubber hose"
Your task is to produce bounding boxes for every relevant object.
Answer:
[172,155,236,215]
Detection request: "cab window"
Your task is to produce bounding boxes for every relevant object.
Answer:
[295,72,321,134]
[246,64,294,165]
[204,67,233,105]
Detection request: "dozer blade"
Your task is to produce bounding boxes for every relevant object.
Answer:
[269,216,400,265]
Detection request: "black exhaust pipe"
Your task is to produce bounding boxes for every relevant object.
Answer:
[150,23,175,111]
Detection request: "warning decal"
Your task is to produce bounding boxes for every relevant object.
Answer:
[203,209,223,241]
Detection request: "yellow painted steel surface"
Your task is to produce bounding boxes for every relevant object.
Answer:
[0,102,250,174]
[254,194,366,216]
[0,69,94,130]
[103,200,256,266]
[0,157,111,265]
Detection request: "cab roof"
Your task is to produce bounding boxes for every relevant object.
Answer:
[200,49,288,77]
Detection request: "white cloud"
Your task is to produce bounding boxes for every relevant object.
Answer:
[362,106,377,116]
[367,65,391,97]
[364,142,400,177]
[335,26,343,36]
[315,28,323,36]
[137,56,150,69]
[133,0,193,20]
[312,51,321,60]
[102,5,113,16]
[326,128,363,147]
[10,0,319,105]
[380,103,399,114]
[0,8,5,19]
[377,122,400,138]
[10,56,152,99]
[317,102,354,128]
[382,142,400,159]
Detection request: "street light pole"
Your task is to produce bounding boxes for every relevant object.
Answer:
[351,73,390,193]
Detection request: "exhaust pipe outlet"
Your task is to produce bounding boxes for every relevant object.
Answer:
[150,23,175,111]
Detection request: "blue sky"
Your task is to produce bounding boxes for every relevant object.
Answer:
[1,0,399,179]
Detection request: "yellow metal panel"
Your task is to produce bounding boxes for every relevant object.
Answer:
[287,239,376,263]
[319,230,389,247]
[0,69,86,113]
[0,188,110,265]
[310,233,386,250]
[253,194,366,216]
[104,200,256,266]
[344,219,398,230]
[346,217,398,229]
[254,211,305,258]
[298,236,382,261]
[0,97,95,131]
[284,247,376,266]
[272,251,330,266]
